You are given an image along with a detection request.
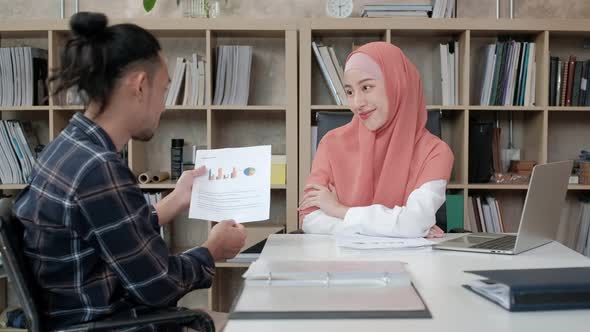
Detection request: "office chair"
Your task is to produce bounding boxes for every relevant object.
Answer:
[315,110,454,231]
[0,215,214,332]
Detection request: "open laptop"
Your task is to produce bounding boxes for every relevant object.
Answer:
[434,160,573,255]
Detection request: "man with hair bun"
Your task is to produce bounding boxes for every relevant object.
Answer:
[13,12,244,332]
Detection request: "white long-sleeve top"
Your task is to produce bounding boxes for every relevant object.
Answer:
[301,179,447,238]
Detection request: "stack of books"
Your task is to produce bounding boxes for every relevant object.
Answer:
[479,41,537,106]
[440,41,459,105]
[557,197,590,256]
[0,120,39,184]
[312,41,346,106]
[359,1,456,18]
[465,195,507,234]
[549,56,590,107]
[431,0,456,18]
[212,45,253,105]
[166,53,206,107]
[0,47,48,106]
[360,4,433,18]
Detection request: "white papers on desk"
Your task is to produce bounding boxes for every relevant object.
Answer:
[335,233,435,250]
[188,145,271,222]
[464,279,511,309]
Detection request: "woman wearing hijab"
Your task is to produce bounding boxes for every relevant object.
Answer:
[298,41,454,238]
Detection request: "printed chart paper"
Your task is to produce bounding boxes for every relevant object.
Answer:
[188,145,271,223]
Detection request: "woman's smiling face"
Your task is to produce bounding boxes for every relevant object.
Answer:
[343,53,389,132]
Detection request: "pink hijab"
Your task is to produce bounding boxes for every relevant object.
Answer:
[300,42,454,221]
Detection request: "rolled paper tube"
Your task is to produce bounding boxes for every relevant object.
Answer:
[152,172,170,183]
[138,172,154,184]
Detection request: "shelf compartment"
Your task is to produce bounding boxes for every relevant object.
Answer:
[210,30,286,106]
[547,32,590,108]
[130,111,207,176]
[1,109,50,147]
[469,31,547,107]
[441,109,467,184]
[465,190,526,233]
[468,109,546,178]
[390,31,467,105]
[211,109,285,155]
[310,30,386,106]
[548,111,590,168]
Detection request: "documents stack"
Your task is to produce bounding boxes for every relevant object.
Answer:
[360,4,433,17]
[312,41,347,106]
[212,45,253,105]
[231,260,431,319]
[431,0,456,18]
[0,120,39,184]
[440,41,459,105]
[549,55,590,106]
[166,54,206,107]
[465,195,507,234]
[556,196,590,256]
[0,47,48,106]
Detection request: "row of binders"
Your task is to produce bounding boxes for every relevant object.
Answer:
[558,198,590,257]
[212,45,253,105]
[0,47,48,107]
[165,54,206,107]
[312,41,347,106]
[479,41,537,106]
[549,56,590,107]
[360,1,455,18]
[440,41,459,105]
[313,40,460,106]
[0,120,38,184]
[465,195,506,233]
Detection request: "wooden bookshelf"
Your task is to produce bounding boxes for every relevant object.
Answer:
[3,15,590,315]
[299,18,590,239]
[0,18,298,313]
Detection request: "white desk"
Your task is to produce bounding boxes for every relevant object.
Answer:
[225,234,590,332]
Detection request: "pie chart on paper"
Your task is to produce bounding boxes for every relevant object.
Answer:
[243,167,256,176]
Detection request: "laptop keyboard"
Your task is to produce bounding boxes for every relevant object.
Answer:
[470,235,517,250]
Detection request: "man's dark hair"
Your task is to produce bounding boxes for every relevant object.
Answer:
[49,12,162,110]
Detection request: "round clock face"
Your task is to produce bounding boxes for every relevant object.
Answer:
[326,0,353,18]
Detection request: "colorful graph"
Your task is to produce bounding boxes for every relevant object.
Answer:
[243,167,256,176]
[208,166,244,181]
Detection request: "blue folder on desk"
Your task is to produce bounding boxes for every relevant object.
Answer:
[463,267,590,312]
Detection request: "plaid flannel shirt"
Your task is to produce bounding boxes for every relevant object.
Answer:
[13,113,215,331]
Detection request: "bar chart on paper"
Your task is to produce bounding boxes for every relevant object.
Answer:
[208,166,247,180]
[189,145,271,222]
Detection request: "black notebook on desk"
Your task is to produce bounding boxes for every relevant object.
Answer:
[463,267,590,312]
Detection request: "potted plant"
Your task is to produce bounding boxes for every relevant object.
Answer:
[143,0,211,18]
